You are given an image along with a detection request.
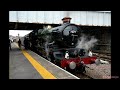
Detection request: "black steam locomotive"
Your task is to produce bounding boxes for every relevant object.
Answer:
[23,17,97,72]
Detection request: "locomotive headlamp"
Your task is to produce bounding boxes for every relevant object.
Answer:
[65,51,69,59]
[69,61,76,69]
[88,50,93,57]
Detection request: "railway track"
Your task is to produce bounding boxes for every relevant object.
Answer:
[72,53,111,79]
[67,54,111,79]
[93,52,111,62]
[74,73,92,79]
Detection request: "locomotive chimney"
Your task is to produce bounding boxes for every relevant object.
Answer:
[62,17,71,23]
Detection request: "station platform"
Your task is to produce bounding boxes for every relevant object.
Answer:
[9,42,79,79]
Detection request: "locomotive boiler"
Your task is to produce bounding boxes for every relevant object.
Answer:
[51,22,81,48]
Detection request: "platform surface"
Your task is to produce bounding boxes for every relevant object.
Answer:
[9,42,79,79]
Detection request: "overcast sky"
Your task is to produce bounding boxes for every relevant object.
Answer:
[9,30,33,37]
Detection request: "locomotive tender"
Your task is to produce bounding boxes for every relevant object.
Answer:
[23,17,97,73]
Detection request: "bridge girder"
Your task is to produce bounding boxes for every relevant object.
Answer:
[9,22,60,30]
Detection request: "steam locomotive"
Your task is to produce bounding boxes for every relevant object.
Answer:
[22,17,97,73]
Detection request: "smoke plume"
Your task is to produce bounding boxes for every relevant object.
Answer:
[45,35,50,58]
[76,34,98,50]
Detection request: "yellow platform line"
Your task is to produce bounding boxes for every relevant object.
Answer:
[14,43,56,79]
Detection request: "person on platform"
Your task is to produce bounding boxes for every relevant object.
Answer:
[9,39,12,50]
[18,39,21,49]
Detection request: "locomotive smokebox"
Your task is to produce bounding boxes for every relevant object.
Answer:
[62,17,72,23]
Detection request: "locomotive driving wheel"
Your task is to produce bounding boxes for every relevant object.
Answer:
[78,64,86,73]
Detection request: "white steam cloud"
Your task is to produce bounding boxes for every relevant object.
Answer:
[45,36,50,57]
[76,34,98,50]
